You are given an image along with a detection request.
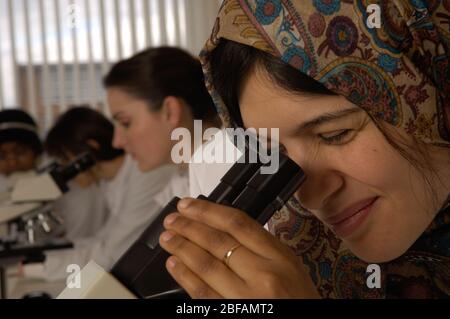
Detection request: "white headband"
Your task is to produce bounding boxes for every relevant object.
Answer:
[0,122,38,134]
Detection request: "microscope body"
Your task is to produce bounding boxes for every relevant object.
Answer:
[111,152,305,299]
[0,153,95,246]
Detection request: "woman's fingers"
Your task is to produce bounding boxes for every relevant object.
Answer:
[165,256,222,299]
[159,230,247,298]
[175,198,289,259]
[163,213,267,278]
[160,200,321,299]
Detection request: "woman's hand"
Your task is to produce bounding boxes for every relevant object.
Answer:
[159,198,320,299]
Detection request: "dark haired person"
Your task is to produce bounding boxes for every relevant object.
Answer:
[26,106,182,281]
[0,109,107,241]
[0,109,43,193]
[103,46,220,196]
[158,1,450,298]
[0,110,105,287]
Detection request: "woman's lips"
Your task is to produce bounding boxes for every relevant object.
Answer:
[325,197,379,238]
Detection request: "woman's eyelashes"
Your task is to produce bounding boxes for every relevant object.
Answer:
[118,120,131,129]
[318,129,354,145]
[279,144,288,154]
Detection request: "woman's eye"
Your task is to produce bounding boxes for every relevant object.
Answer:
[120,121,131,129]
[318,129,353,145]
[279,144,288,154]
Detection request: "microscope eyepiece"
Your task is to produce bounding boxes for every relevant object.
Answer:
[231,153,306,224]
[50,152,96,193]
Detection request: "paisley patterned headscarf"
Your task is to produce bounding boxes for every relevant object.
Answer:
[200,0,450,298]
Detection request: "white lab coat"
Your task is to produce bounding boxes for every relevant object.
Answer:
[189,129,241,197]
[52,183,110,240]
[36,155,190,281]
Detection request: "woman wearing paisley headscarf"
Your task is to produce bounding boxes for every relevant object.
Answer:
[159,0,450,298]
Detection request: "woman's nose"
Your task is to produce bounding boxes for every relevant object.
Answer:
[112,128,125,149]
[295,171,344,211]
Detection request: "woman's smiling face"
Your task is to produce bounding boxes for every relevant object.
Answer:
[239,66,449,263]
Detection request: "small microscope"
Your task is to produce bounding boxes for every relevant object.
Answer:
[0,153,95,251]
